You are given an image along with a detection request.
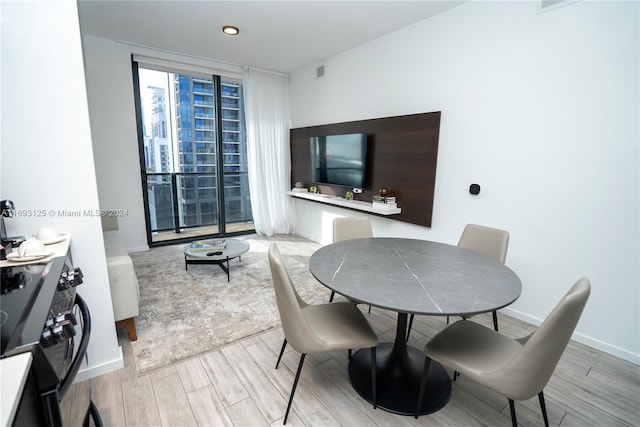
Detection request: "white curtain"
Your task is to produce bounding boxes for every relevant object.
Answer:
[242,67,292,236]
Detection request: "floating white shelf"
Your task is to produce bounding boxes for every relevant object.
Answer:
[286,191,401,216]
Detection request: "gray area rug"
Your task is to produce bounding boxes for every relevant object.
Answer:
[129,237,327,375]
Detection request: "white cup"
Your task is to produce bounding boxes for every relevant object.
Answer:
[18,239,47,257]
[34,227,59,242]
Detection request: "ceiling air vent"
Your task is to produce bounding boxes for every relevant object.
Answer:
[541,0,565,8]
[538,0,579,14]
[316,65,325,78]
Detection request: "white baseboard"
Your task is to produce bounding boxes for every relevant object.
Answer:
[294,230,313,241]
[502,307,639,365]
[73,346,124,383]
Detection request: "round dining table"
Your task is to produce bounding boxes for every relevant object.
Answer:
[309,237,522,416]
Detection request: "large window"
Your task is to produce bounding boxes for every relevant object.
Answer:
[134,64,253,245]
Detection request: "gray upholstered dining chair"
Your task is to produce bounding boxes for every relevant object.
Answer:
[415,277,591,427]
[268,243,379,424]
[329,216,374,304]
[406,223,509,340]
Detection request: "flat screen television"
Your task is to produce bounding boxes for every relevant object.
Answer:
[310,133,368,189]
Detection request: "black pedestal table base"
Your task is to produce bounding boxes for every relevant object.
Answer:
[348,313,451,416]
[185,255,237,281]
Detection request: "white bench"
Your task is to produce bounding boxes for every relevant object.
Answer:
[102,217,140,341]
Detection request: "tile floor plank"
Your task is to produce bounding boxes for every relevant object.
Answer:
[222,342,289,424]
[259,328,288,357]
[422,395,487,427]
[446,387,513,427]
[187,384,234,427]
[282,351,377,426]
[226,397,270,427]
[278,351,342,427]
[176,357,211,393]
[90,370,126,427]
[200,350,250,407]
[120,375,162,426]
[245,341,299,400]
[152,372,198,426]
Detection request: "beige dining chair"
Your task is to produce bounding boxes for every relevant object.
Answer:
[415,277,591,427]
[268,243,379,424]
[406,223,509,340]
[329,216,374,304]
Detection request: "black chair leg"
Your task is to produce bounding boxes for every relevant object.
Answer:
[370,347,377,409]
[406,314,414,341]
[348,349,352,359]
[453,370,459,381]
[508,399,517,427]
[415,357,431,418]
[538,391,549,427]
[329,291,335,302]
[276,338,287,369]
[284,354,306,425]
[492,310,499,331]
[368,305,372,313]
[446,315,450,324]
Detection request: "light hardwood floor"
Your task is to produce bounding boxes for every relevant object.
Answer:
[84,236,639,427]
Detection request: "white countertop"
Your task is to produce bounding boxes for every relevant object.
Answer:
[287,191,401,215]
[0,352,33,427]
[1,234,71,268]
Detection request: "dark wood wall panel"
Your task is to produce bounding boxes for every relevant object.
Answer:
[290,112,441,227]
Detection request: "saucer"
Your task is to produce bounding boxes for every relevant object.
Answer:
[6,250,53,262]
[33,233,67,245]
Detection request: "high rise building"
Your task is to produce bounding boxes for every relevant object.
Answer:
[174,75,251,228]
[145,85,173,229]
[146,86,171,174]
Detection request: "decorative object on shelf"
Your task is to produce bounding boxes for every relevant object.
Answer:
[291,183,308,193]
[309,186,318,194]
[378,187,389,197]
[345,190,354,200]
[372,194,397,209]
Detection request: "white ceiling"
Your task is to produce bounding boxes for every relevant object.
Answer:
[77,1,465,74]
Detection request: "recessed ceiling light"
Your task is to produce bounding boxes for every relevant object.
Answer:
[222,26,239,36]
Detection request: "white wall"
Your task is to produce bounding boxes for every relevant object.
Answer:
[0,1,122,377]
[290,1,639,362]
[82,35,149,253]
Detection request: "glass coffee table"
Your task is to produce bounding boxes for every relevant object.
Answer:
[183,238,250,282]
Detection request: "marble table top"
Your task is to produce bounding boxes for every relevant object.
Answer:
[309,237,522,316]
[183,238,249,260]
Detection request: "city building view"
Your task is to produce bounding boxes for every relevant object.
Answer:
[139,68,253,243]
